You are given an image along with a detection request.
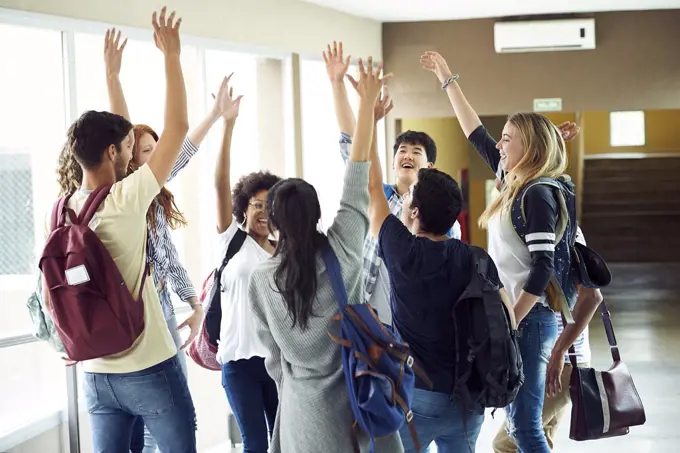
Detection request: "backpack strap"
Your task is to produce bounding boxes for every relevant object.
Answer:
[321,238,348,311]
[217,228,248,289]
[50,195,74,231]
[383,184,396,200]
[78,185,113,226]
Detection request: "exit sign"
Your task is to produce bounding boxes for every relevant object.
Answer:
[533,98,563,112]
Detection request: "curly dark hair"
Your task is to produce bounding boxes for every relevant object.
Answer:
[232,171,282,224]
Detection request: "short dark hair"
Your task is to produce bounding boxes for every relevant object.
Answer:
[411,168,462,235]
[68,110,133,170]
[232,171,282,224]
[393,130,437,163]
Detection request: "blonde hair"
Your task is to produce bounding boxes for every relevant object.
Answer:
[479,112,567,228]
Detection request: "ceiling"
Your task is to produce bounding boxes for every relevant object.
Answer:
[301,0,680,22]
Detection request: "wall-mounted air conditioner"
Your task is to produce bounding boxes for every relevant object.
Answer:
[494,18,596,54]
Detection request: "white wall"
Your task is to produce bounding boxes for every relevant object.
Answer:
[0,0,382,58]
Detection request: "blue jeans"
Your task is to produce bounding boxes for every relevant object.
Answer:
[399,389,484,453]
[506,305,558,453]
[222,357,278,453]
[130,315,189,453]
[83,355,196,453]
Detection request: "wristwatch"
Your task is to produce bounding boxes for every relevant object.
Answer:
[441,74,460,90]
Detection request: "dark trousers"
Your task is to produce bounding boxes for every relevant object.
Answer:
[222,356,278,453]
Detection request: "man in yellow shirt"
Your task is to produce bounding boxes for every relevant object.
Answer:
[45,8,197,452]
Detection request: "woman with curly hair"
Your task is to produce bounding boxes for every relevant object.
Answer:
[210,74,281,453]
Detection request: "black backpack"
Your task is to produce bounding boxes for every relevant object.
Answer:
[452,245,524,412]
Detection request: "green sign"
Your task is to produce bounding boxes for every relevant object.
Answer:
[533,98,563,112]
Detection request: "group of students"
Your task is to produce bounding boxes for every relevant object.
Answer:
[38,7,607,453]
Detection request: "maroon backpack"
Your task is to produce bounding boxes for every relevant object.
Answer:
[39,185,148,362]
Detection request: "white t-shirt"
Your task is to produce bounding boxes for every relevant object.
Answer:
[487,211,548,308]
[216,221,272,364]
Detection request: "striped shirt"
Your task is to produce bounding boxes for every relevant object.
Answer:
[149,137,200,319]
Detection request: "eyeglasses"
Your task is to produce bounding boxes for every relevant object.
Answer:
[249,201,266,211]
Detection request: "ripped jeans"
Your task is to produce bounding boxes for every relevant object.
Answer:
[505,305,558,453]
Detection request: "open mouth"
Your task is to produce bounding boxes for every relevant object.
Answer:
[401,162,414,169]
[257,219,268,226]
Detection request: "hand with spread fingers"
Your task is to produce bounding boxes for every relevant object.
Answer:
[104,28,127,77]
[152,6,182,56]
[323,40,351,84]
[216,74,244,122]
[374,86,394,123]
[346,57,393,105]
[420,50,453,84]
[557,121,580,142]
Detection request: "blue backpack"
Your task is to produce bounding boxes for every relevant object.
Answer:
[323,240,431,453]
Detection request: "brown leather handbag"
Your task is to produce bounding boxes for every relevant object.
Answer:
[568,301,646,441]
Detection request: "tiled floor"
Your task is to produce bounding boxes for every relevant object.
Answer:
[219,263,680,453]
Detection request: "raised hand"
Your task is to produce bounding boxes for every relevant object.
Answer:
[152,6,182,56]
[557,121,580,142]
[346,57,392,104]
[323,41,351,83]
[215,74,243,122]
[374,86,394,123]
[104,28,127,77]
[420,51,453,84]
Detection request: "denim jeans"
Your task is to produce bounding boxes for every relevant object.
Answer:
[130,315,189,453]
[222,357,278,453]
[83,355,196,453]
[399,388,484,453]
[505,304,558,453]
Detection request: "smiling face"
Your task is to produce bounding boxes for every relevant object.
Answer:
[245,189,271,239]
[496,121,525,173]
[134,131,157,167]
[393,142,432,186]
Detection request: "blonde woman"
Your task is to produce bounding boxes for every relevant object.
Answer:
[421,52,580,453]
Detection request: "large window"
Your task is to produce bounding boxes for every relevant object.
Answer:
[300,59,386,230]
[0,24,66,336]
[610,111,646,147]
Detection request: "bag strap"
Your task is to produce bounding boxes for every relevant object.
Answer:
[50,195,74,231]
[383,183,396,200]
[216,228,248,286]
[78,185,113,225]
[321,238,348,311]
[565,300,620,367]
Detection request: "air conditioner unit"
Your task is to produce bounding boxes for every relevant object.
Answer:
[494,18,596,53]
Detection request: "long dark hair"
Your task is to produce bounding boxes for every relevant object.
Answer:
[267,178,325,330]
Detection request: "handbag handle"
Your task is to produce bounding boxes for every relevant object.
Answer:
[566,300,620,367]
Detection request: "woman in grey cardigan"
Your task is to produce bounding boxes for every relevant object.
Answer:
[248,58,402,453]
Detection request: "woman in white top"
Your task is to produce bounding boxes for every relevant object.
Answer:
[213,76,281,452]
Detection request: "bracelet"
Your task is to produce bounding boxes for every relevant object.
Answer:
[441,74,460,90]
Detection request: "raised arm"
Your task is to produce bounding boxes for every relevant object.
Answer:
[420,51,481,137]
[324,41,356,136]
[146,8,190,185]
[346,58,390,163]
[104,29,131,122]
[368,88,393,239]
[213,75,243,234]
[187,84,228,147]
